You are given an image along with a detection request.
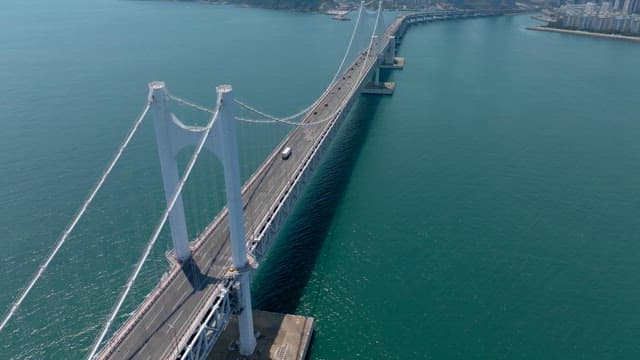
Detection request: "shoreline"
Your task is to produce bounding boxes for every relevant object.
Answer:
[527,26,640,43]
[200,0,331,13]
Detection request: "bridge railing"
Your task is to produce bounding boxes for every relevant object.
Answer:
[178,282,233,360]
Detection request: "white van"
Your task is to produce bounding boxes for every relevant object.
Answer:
[281,146,292,160]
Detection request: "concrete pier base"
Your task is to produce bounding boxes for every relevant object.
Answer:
[361,82,395,95]
[208,310,314,360]
[380,57,405,69]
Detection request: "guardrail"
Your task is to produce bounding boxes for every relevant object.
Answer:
[178,283,233,360]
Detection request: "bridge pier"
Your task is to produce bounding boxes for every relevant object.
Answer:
[379,36,404,70]
[361,35,396,95]
[361,64,395,95]
[209,311,314,360]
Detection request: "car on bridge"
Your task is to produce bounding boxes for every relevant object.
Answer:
[281,146,292,160]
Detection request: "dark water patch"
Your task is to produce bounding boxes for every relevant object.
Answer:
[251,96,382,314]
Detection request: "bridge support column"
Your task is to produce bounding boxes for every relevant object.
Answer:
[374,63,380,86]
[149,82,191,262]
[361,60,395,95]
[380,36,405,70]
[382,36,395,64]
[362,35,396,95]
[216,85,257,356]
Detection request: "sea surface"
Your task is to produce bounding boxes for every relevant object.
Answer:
[1,1,640,359]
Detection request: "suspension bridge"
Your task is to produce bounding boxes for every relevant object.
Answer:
[0,4,514,359]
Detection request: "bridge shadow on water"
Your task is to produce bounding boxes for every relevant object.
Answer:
[251,94,383,314]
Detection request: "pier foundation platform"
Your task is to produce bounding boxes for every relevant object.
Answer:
[361,81,396,95]
[380,57,405,69]
[208,310,314,360]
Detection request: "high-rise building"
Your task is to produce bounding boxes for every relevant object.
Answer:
[621,0,638,12]
[613,0,622,10]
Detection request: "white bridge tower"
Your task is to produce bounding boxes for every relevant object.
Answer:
[149,81,257,356]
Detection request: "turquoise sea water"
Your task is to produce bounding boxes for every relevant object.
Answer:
[2,1,640,358]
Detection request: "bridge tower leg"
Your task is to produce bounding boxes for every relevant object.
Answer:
[215,85,257,356]
[361,57,395,95]
[149,82,192,262]
[379,35,404,70]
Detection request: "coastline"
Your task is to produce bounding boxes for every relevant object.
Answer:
[200,0,333,13]
[528,25,640,43]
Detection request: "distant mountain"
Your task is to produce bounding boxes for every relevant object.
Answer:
[449,0,517,8]
[211,0,338,12]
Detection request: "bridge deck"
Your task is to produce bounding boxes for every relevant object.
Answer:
[97,29,394,360]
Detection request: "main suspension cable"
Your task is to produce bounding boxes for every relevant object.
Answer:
[234,1,367,122]
[235,2,382,126]
[234,99,339,126]
[0,101,151,334]
[168,92,217,115]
